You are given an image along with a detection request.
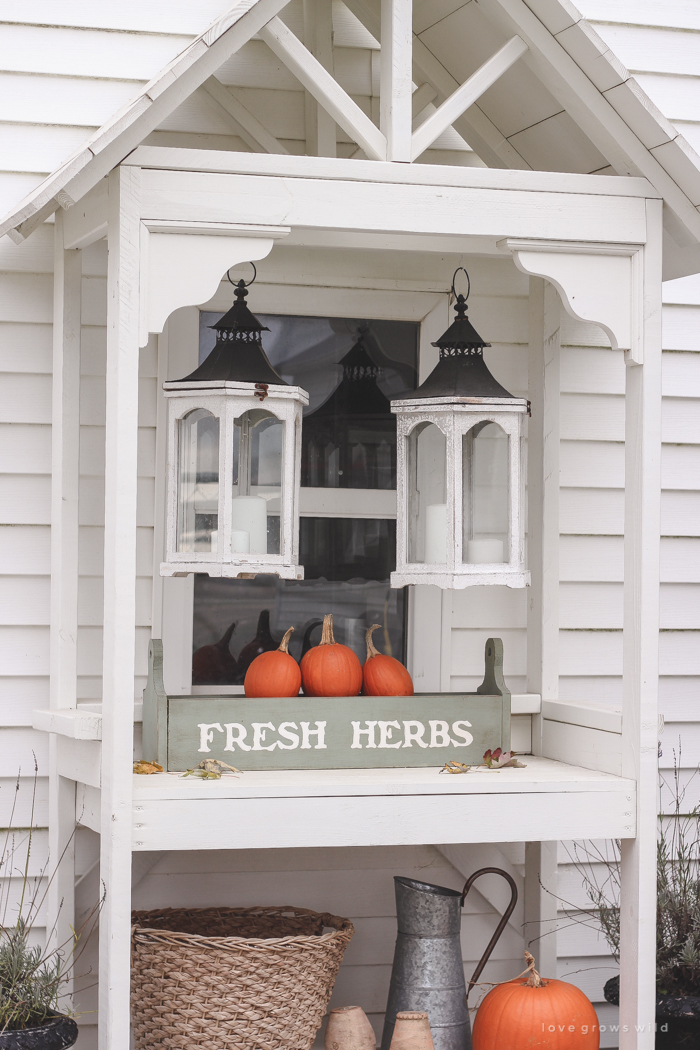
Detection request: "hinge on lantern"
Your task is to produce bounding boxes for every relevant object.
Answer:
[254,383,269,402]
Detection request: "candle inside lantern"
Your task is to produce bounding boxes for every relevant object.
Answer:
[424,503,447,563]
[231,496,267,554]
[231,529,250,554]
[210,528,218,553]
[467,538,504,564]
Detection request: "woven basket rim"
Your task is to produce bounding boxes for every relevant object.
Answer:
[131,905,353,947]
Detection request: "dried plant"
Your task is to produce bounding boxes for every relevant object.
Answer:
[0,761,102,1031]
[561,758,700,996]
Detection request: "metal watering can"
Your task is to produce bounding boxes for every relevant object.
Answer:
[381,869,518,1050]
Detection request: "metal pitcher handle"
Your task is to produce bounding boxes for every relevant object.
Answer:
[461,867,518,1000]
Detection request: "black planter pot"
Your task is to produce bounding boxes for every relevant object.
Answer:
[605,975,700,1048]
[0,1016,78,1050]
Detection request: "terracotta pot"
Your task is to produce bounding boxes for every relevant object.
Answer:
[389,1012,435,1050]
[325,1005,376,1050]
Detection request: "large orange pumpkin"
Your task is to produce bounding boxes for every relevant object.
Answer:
[472,953,599,1050]
[363,624,414,696]
[244,627,301,698]
[300,614,362,697]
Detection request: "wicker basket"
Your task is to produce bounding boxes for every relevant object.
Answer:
[130,906,354,1050]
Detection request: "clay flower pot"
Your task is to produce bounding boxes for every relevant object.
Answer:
[325,1006,376,1050]
[389,1012,435,1050]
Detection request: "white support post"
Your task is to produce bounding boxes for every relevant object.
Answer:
[48,209,81,985]
[380,0,413,161]
[98,165,141,1050]
[527,277,560,752]
[524,841,558,977]
[618,202,662,1050]
[524,278,560,982]
[303,0,337,157]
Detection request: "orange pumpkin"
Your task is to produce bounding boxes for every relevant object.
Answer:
[300,614,362,697]
[244,627,301,698]
[472,953,599,1050]
[363,624,414,696]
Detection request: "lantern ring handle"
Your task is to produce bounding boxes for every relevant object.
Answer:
[226,262,257,287]
[451,266,470,302]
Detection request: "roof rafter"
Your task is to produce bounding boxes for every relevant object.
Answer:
[199,76,289,155]
[259,15,388,160]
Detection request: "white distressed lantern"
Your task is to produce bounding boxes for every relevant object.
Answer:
[391,269,529,589]
[161,274,308,579]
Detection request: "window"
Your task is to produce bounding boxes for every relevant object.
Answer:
[191,313,418,686]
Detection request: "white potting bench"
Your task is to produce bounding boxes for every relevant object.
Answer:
[33,148,660,1049]
[25,9,661,1047]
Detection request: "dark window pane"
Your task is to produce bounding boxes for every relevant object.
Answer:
[192,313,417,687]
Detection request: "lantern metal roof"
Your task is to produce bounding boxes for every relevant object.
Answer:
[176,278,287,387]
[400,272,517,402]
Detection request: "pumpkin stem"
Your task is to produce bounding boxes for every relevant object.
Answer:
[366,624,382,660]
[278,626,294,654]
[524,950,544,988]
[320,613,336,646]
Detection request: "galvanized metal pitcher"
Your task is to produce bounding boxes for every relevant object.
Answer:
[381,869,518,1050]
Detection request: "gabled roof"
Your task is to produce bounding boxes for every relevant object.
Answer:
[4,0,700,277]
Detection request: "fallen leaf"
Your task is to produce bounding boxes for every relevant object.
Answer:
[133,760,163,775]
[181,759,241,779]
[440,760,472,775]
[482,749,527,769]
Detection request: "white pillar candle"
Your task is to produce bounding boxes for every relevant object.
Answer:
[231,495,267,554]
[467,538,504,564]
[230,529,249,554]
[210,528,218,553]
[424,503,447,563]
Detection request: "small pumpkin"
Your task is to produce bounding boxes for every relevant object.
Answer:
[244,627,301,698]
[300,614,362,697]
[192,621,237,685]
[363,624,414,696]
[472,952,599,1049]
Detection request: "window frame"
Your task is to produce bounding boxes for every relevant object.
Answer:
[152,277,450,695]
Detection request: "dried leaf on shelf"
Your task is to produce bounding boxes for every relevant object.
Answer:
[440,759,472,775]
[181,759,241,779]
[133,760,163,775]
[482,748,526,769]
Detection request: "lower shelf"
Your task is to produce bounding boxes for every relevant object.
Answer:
[76,757,636,851]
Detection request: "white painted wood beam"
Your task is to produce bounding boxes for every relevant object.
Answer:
[411,83,437,119]
[303,0,337,157]
[259,16,387,161]
[380,0,413,161]
[524,841,558,977]
[526,277,560,726]
[618,199,663,1050]
[98,165,140,1050]
[47,208,81,995]
[410,35,528,161]
[200,76,289,155]
[342,0,530,169]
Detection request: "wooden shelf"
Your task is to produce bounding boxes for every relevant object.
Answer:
[75,757,634,852]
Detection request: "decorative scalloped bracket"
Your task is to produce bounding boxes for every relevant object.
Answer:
[138,221,291,347]
[498,238,644,364]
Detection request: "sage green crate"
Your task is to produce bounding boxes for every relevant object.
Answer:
[142,637,510,772]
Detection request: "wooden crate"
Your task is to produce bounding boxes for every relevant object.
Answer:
[141,637,510,771]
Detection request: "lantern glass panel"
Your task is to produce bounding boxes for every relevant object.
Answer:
[462,421,509,564]
[407,421,447,564]
[232,408,284,556]
[177,408,220,553]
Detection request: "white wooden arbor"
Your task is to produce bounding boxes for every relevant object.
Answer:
[12,1,664,1047]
